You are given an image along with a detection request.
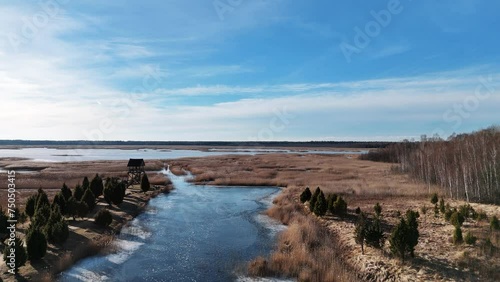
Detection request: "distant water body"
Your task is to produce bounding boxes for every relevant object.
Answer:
[59,170,289,282]
[0,147,366,162]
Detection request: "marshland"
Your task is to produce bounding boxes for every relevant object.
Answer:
[1,130,499,281]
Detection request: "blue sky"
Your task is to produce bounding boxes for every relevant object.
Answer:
[0,0,499,141]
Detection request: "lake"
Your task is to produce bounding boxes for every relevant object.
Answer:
[0,147,366,162]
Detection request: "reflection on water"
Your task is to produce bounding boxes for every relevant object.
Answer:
[59,170,287,282]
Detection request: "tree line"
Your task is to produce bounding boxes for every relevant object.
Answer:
[300,187,348,217]
[361,127,500,204]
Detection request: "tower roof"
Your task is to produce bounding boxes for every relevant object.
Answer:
[127,158,145,167]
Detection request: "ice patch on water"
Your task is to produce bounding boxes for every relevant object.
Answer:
[106,218,150,264]
[120,221,152,240]
[255,213,287,236]
[145,206,158,214]
[65,267,109,282]
[107,239,144,265]
[259,192,278,207]
[254,189,287,236]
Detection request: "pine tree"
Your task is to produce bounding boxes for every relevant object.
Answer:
[48,205,62,223]
[12,207,26,223]
[82,176,90,191]
[3,237,26,272]
[25,195,36,218]
[90,174,104,198]
[82,189,96,211]
[444,208,453,221]
[405,210,419,257]
[76,201,89,219]
[43,206,69,243]
[453,226,463,245]
[94,209,113,227]
[374,203,382,218]
[60,183,72,201]
[458,204,473,219]
[365,218,384,249]
[313,191,327,216]
[113,181,126,206]
[390,218,408,262]
[35,188,50,213]
[65,197,78,220]
[333,196,348,216]
[104,178,126,206]
[491,216,500,231]
[464,231,477,245]
[73,184,84,201]
[354,213,367,254]
[299,187,312,203]
[52,192,66,215]
[51,220,69,243]
[309,187,321,212]
[439,198,445,214]
[26,227,47,261]
[327,194,338,214]
[32,204,51,228]
[104,178,114,205]
[141,173,151,193]
[389,210,420,261]
[430,193,438,205]
[450,211,465,227]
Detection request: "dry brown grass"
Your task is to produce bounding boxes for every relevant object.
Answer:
[169,154,500,281]
[169,154,428,197]
[0,158,167,209]
[266,187,304,225]
[248,188,360,282]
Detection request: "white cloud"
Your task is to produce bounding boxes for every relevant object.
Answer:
[0,3,498,141]
[154,66,500,97]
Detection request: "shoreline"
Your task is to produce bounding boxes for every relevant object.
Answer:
[67,185,172,263]
[0,176,172,281]
[54,185,173,280]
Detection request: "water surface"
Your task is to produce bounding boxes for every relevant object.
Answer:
[0,147,366,162]
[59,170,285,281]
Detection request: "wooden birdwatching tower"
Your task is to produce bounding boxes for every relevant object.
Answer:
[127,158,145,187]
